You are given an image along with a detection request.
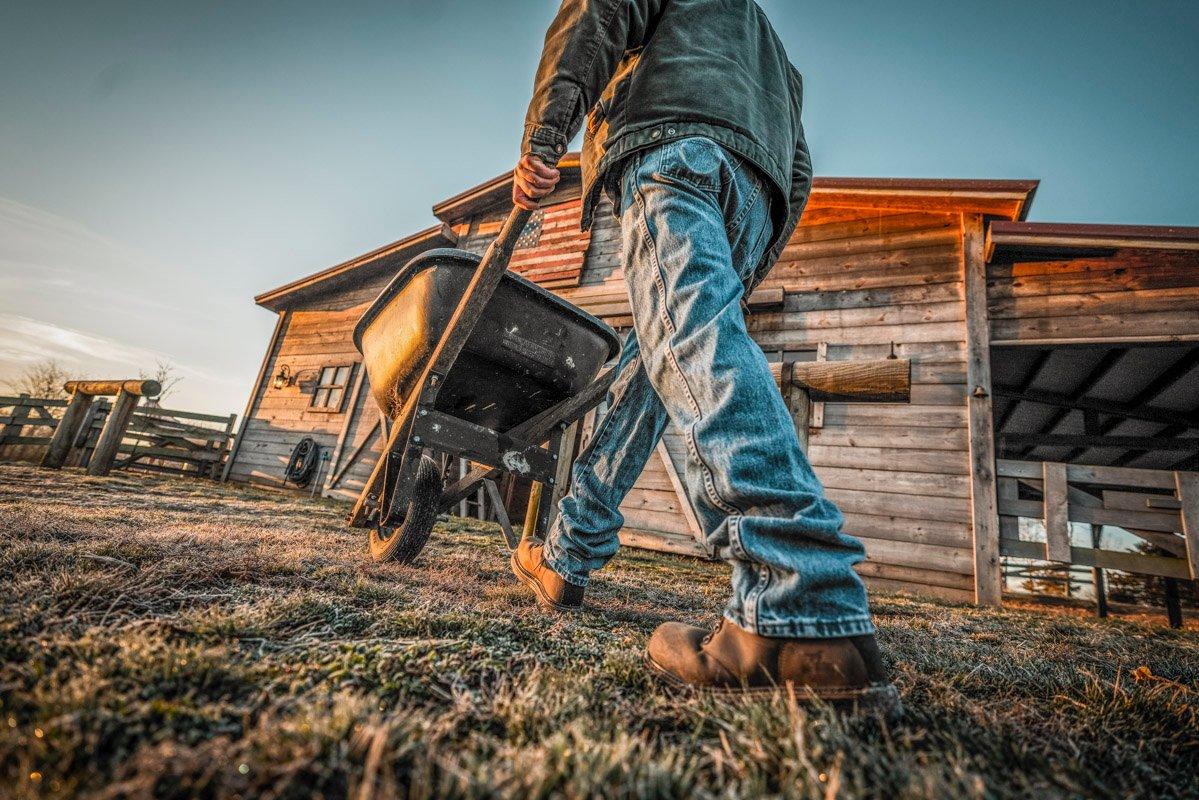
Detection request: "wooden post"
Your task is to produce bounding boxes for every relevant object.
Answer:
[41,390,92,469]
[1091,525,1108,619]
[1175,471,1199,580]
[1163,578,1183,629]
[1042,462,1072,562]
[212,413,237,480]
[547,422,579,530]
[87,388,140,476]
[1,394,32,450]
[962,213,1003,606]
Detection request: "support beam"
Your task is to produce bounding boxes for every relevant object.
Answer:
[1175,470,1199,580]
[40,390,91,470]
[963,214,1002,605]
[994,348,1052,432]
[1011,348,1126,458]
[992,384,1199,430]
[63,379,160,398]
[771,359,911,403]
[87,388,140,476]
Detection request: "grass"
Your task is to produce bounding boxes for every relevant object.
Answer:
[0,462,1197,800]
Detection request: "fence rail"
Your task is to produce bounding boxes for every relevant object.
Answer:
[996,458,1199,581]
[0,394,236,479]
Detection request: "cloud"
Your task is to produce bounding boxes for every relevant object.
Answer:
[0,313,242,390]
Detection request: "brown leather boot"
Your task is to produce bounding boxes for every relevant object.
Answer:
[646,617,900,716]
[510,538,584,612]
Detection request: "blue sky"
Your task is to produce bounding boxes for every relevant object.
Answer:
[1,0,1196,413]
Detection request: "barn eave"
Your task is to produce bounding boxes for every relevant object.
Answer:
[254,223,458,312]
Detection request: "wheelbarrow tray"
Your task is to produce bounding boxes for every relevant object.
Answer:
[353,247,619,432]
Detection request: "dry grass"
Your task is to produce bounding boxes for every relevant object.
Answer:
[1,463,1197,800]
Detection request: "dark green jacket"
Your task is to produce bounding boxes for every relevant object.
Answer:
[522,0,812,271]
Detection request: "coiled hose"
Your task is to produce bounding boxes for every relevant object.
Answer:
[285,437,320,487]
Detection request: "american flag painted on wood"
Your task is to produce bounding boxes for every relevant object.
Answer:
[507,199,591,289]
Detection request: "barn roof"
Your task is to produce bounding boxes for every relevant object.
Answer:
[257,152,1047,310]
[255,223,458,312]
[430,151,1040,224]
[987,221,1199,262]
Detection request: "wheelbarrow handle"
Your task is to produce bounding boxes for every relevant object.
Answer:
[486,206,534,271]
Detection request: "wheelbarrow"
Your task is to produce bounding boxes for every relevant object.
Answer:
[347,202,620,562]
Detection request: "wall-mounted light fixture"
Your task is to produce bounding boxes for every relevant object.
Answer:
[273,364,292,390]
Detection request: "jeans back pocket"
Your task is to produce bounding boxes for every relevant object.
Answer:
[656,136,725,192]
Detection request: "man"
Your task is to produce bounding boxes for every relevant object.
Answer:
[509,0,898,714]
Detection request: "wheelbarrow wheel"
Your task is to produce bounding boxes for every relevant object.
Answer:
[369,453,443,564]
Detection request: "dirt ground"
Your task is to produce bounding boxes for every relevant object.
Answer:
[1,463,1197,799]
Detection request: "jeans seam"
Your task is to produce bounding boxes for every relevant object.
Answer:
[725,169,763,236]
[632,180,742,520]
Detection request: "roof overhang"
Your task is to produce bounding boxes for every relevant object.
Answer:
[810,177,1039,222]
[431,154,1039,224]
[986,221,1199,262]
[255,223,458,312]
[433,153,583,225]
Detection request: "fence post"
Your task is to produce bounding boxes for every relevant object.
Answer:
[87,389,140,476]
[1,394,32,453]
[41,391,92,469]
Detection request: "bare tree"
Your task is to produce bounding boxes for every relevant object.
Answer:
[139,360,183,407]
[8,359,69,399]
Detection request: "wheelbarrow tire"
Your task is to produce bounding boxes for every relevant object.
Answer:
[369,454,443,564]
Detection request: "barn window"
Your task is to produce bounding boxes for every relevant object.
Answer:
[310,364,352,412]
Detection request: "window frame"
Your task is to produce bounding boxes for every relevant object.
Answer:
[308,363,354,413]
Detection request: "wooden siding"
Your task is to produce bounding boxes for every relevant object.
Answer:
[449,196,976,600]
[987,249,1199,344]
[225,306,366,489]
[230,192,982,601]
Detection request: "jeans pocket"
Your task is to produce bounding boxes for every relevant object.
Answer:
[655,136,724,192]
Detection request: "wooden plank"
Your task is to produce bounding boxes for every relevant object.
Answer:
[1042,462,1072,563]
[1175,471,1199,579]
[996,459,1178,490]
[655,438,703,542]
[618,527,709,558]
[963,213,1001,605]
[999,538,1191,580]
[1001,497,1183,535]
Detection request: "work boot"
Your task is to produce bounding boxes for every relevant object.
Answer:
[646,617,901,716]
[510,538,584,612]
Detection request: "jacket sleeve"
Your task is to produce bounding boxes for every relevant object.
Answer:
[761,69,813,272]
[522,0,667,163]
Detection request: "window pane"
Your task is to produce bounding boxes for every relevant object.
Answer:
[313,388,330,408]
[334,365,351,386]
[327,388,343,410]
[319,366,336,387]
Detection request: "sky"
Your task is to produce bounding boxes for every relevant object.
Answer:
[1,1,1197,414]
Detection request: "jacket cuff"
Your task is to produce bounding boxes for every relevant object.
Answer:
[522,123,569,165]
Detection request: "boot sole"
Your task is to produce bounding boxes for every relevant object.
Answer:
[510,551,582,613]
[644,652,903,720]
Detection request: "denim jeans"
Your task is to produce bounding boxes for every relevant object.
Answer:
[543,136,874,638]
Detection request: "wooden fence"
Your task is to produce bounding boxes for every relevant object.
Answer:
[997,459,1198,581]
[0,394,236,479]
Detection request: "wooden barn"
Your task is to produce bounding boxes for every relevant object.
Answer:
[223,154,1199,606]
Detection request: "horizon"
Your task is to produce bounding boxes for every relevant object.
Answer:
[2,0,1197,414]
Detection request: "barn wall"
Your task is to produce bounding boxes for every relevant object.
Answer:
[987,249,1199,344]
[455,197,976,601]
[234,188,980,600]
[226,305,368,489]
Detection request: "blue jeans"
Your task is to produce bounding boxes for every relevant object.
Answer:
[543,137,874,638]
